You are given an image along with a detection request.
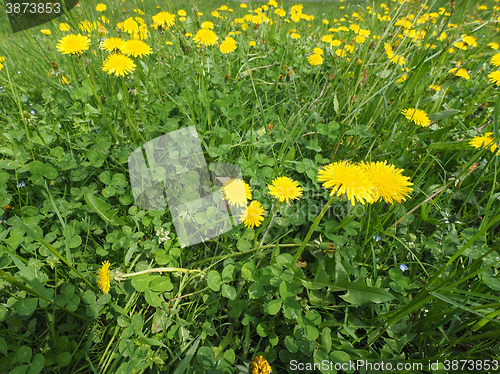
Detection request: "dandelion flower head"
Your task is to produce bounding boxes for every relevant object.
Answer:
[469,132,498,153]
[56,34,91,55]
[317,161,374,206]
[488,70,500,86]
[193,29,218,46]
[268,177,303,204]
[360,161,413,204]
[102,54,136,76]
[239,201,265,229]
[221,179,252,207]
[250,356,272,374]
[97,261,111,294]
[220,36,237,54]
[120,39,152,57]
[401,108,431,127]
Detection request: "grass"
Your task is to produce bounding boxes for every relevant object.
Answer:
[0,0,500,373]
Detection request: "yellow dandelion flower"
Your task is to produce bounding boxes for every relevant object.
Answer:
[488,70,500,86]
[59,22,70,31]
[101,37,125,52]
[152,11,175,28]
[193,29,218,46]
[97,261,111,294]
[60,75,70,84]
[56,34,91,55]
[221,179,252,207]
[291,33,300,39]
[470,132,497,153]
[449,67,470,79]
[429,84,442,91]
[178,9,186,16]
[268,0,278,7]
[322,35,333,43]
[96,3,106,12]
[462,35,477,47]
[308,53,323,65]
[401,108,431,127]
[360,161,413,204]
[335,48,347,57]
[317,161,374,206]
[397,74,407,82]
[120,39,152,58]
[249,41,256,47]
[240,3,248,8]
[359,28,370,36]
[331,39,342,47]
[102,54,136,76]
[239,201,265,229]
[201,21,215,29]
[491,53,500,67]
[390,54,406,66]
[268,177,303,204]
[488,43,499,50]
[40,29,51,35]
[250,356,272,374]
[122,17,143,35]
[220,36,237,54]
[313,47,323,55]
[355,35,366,44]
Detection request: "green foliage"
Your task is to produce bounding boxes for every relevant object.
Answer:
[1,0,500,372]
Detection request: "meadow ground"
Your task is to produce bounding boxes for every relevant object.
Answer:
[0,0,500,373]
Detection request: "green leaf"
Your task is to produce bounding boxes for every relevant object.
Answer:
[223,349,235,364]
[241,261,256,281]
[284,335,298,353]
[207,270,222,291]
[321,327,332,353]
[283,298,301,319]
[221,284,236,300]
[56,352,71,367]
[27,354,45,374]
[131,274,151,292]
[222,264,235,282]
[429,109,460,121]
[0,337,7,355]
[264,298,282,315]
[13,298,38,316]
[248,282,263,299]
[196,346,214,367]
[172,338,200,374]
[9,365,28,374]
[149,276,173,292]
[17,346,32,364]
[144,289,163,307]
[338,280,394,305]
[236,237,251,252]
[84,192,127,226]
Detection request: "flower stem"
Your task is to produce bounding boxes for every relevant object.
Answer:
[117,267,203,279]
[80,62,119,144]
[254,203,280,248]
[292,195,336,265]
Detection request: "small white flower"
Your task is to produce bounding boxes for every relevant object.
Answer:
[156,228,171,244]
